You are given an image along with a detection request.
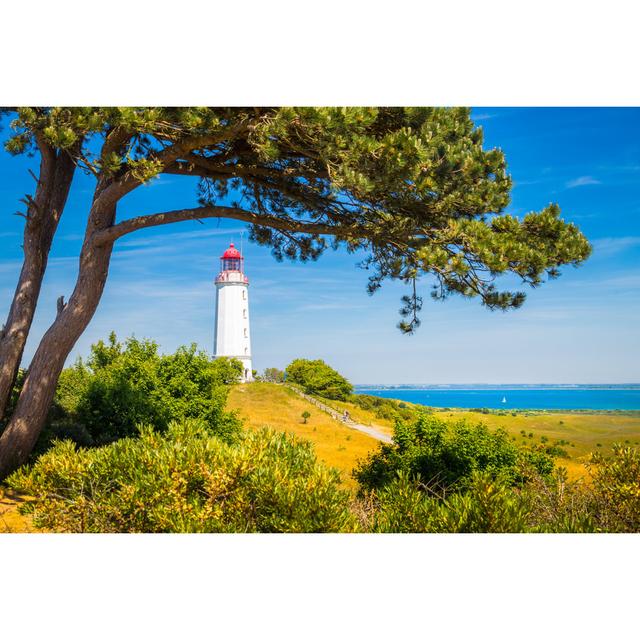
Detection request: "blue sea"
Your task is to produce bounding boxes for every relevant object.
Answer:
[354,386,640,411]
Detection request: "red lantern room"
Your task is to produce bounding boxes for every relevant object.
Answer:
[216,243,249,284]
[220,243,243,272]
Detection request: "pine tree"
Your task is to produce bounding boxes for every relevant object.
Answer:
[0,107,591,477]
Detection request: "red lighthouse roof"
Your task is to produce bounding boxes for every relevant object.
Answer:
[221,243,241,259]
[216,242,248,284]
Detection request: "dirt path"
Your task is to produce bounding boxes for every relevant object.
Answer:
[285,385,393,444]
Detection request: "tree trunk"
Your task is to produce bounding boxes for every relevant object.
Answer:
[0,215,114,479]
[0,149,76,421]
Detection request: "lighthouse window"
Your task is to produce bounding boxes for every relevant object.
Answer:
[242,290,246,300]
[243,309,247,318]
[223,257,241,271]
[244,328,247,337]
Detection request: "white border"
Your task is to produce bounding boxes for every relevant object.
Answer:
[1,0,638,636]
[1,533,638,639]
[1,0,638,105]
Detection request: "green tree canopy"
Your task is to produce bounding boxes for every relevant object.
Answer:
[52,333,243,445]
[4,107,591,331]
[285,358,353,400]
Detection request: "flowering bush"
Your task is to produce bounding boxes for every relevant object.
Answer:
[9,421,356,533]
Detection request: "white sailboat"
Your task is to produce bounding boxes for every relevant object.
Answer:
[501,396,507,404]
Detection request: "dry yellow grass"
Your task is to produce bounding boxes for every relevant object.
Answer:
[228,383,383,489]
[0,488,36,533]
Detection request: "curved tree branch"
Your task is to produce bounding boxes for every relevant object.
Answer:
[93,205,346,246]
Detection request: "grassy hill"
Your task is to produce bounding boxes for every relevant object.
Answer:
[227,383,382,489]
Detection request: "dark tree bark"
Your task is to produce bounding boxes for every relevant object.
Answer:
[0,141,76,422]
[0,201,115,477]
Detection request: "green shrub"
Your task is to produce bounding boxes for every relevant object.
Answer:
[50,333,242,446]
[286,358,353,400]
[367,471,532,533]
[510,447,640,533]
[354,413,555,494]
[350,394,416,423]
[545,445,570,459]
[8,421,356,533]
[285,358,353,400]
[585,444,640,532]
[362,467,599,533]
[518,467,596,532]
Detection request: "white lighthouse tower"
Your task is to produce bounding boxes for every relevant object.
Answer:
[213,243,253,382]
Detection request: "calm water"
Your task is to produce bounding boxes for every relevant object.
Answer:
[355,387,640,411]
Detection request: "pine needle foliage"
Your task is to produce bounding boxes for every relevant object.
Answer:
[4,107,591,330]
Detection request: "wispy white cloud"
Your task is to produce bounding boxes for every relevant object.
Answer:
[591,272,640,290]
[566,175,601,189]
[112,277,212,301]
[591,236,640,257]
[513,179,543,187]
[296,302,367,312]
[116,226,245,249]
[565,267,640,292]
[0,259,22,274]
[596,163,640,173]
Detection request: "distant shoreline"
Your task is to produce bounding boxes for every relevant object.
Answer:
[356,384,640,391]
[353,386,640,412]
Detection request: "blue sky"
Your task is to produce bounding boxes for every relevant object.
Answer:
[1,108,639,384]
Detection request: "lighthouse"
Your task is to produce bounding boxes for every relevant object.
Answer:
[213,243,253,382]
